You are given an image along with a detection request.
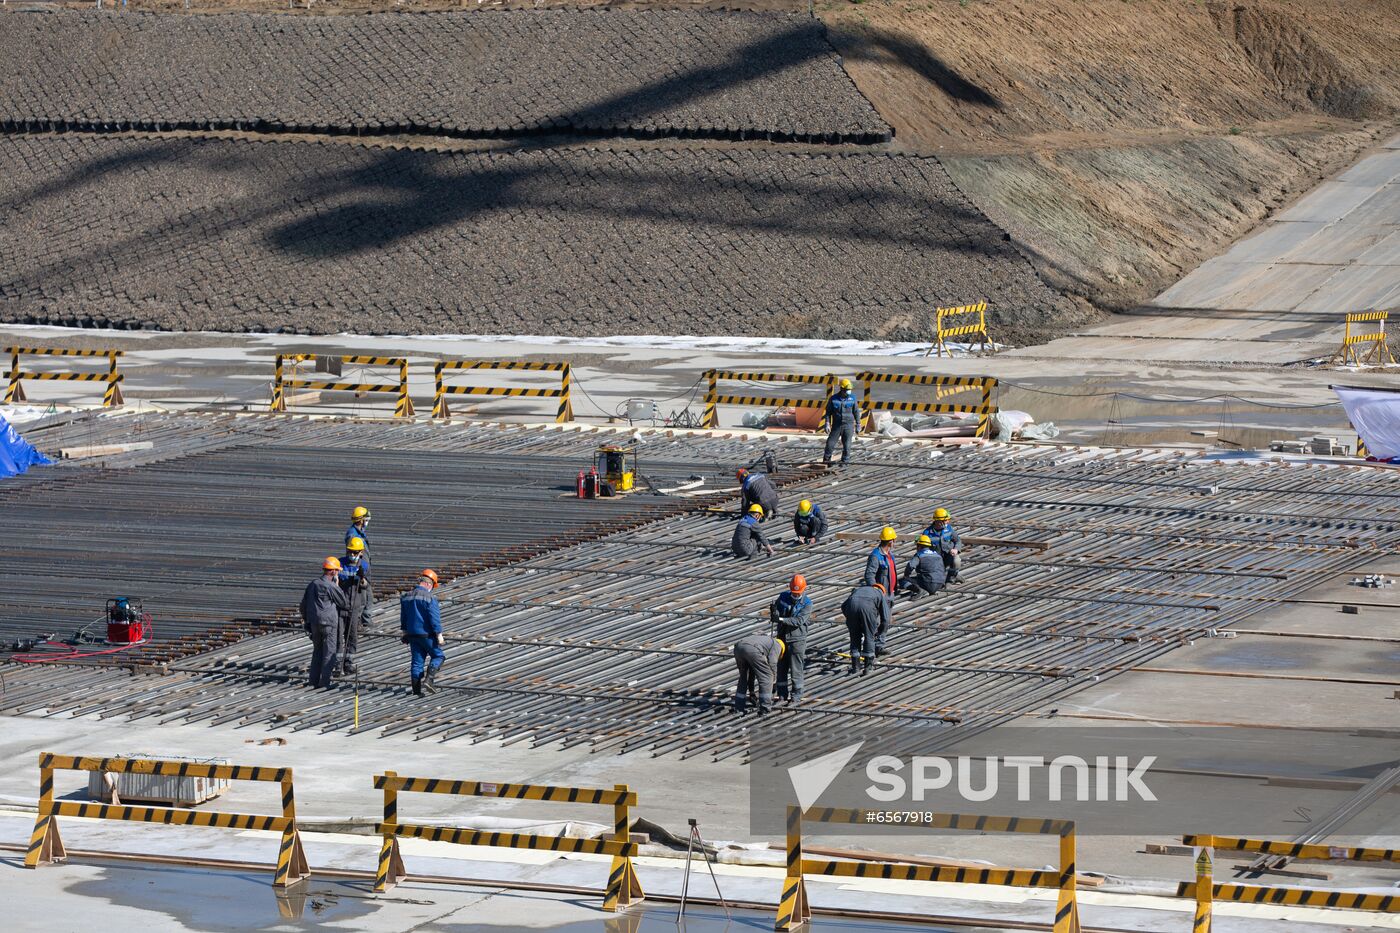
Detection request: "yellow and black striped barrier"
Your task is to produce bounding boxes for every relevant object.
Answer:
[1179,834,1398,931]
[431,360,572,422]
[776,807,1079,931]
[857,371,998,439]
[5,347,124,408]
[1331,310,1394,367]
[270,354,414,418]
[373,772,643,910]
[701,370,837,428]
[24,752,309,888]
[926,301,991,357]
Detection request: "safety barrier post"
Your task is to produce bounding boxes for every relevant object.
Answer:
[430,360,572,422]
[775,805,811,931]
[926,301,991,357]
[372,773,643,911]
[24,752,308,888]
[857,372,999,439]
[1331,310,1394,367]
[776,808,1079,932]
[1192,838,1213,933]
[268,354,414,418]
[4,347,125,408]
[700,370,837,429]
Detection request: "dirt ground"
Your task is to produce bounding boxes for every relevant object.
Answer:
[17,0,1400,325]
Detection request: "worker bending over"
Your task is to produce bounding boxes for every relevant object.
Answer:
[733,631,785,715]
[770,574,812,705]
[823,378,860,467]
[400,569,445,696]
[841,582,889,676]
[337,536,372,675]
[301,557,349,689]
[732,504,775,559]
[346,506,371,552]
[863,526,899,594]
[792,499,828,544]
[901,534,946,600]
[737,467,779,521]
[922,507,963,583]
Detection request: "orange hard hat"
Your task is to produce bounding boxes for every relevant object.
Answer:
[323,556,342,572]
[871,582,885,593]
[789,574,807,594]
[420,569,439,587]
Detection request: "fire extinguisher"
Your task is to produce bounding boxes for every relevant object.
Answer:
[577,469,586,498]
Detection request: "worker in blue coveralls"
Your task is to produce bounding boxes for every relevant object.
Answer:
[346,505,371,552]
[337,536,372,675]
[823,378,860,467]
[922,507,963,584]
[400,569,444,697]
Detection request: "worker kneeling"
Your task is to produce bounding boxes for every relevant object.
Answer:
[900,534,946,600]
[922,507,963,584]
[400,569,445,697]
[737,467,779,521]
[842,582,889,676]
[771,574,812,705]
[792,499,828,544]
[732,504,774,559]
[733,631,785,715]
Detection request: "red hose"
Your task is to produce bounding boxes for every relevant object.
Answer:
[12,624,154,664]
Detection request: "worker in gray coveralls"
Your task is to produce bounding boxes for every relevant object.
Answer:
[301,557,349,689]
[733,631,785,715]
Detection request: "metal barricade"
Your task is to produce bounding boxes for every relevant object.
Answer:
[778,806,1079,932]
[269,354,413,417]
[1331,310,1394,366]
[24,752,308,887]
[701,370,836,428]
[857,372,998,438]
[927,301,991,357]
[431,360,572,421]
[374,771,643,910]
[5,347,124,407]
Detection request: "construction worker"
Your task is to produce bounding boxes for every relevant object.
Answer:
[823,377,860,466]
[737,467,779,521]
[901,534,946,600]
[841,582,890,675]
[922,507,963,583]
[770,574,812,705]
[792,499,828,544]
[301,557,348,689]
[337,536,372,675]
[346,506,371,552]
[400,569,444,697]
[733,631,785,715]
[863,526,899,595]
[732,504,775,559]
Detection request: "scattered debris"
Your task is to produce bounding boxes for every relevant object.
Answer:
[1350,574,1392,589]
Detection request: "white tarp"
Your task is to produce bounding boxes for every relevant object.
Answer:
[1334,385,1400,459]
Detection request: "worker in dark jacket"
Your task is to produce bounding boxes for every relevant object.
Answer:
[345,506,371,553]
[737,468,779,521]
[337,536,372,675]
[301,557,349,689]
[922,507,963,583]
[792,499,828,544]
[732,504,774,559]
[770,574,813,704]
[823,378,860,467]
[862,527,899,595]
[901,534,946,600]
[400,569,444,696]
[841,582,890,676]
[733,631,785,715]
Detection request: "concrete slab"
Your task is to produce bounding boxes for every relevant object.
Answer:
[1292,263,1400,314]
[1203,262,1342,313]
[1273,181,1378,223]
[1357,230,1400,266]
[1335,149,1400,187]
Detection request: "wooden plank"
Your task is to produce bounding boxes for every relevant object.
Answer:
[59,441,155,459]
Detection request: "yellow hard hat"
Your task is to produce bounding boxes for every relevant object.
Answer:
[880,526,897,542]
[346,536,366,553]
[352,506,370,521]
[748,504,764,516]
[776,638,787,659]
[933,507,950,521]
[917,534,933,547]
[839,378,852,390]
[323,556,342,572]
[798,499,812,515]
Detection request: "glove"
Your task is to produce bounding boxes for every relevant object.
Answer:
[399,633,409,644]
[435,633,445,646]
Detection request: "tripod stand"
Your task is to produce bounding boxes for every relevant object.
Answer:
[676,818,730,921]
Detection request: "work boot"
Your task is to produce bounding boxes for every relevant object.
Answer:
[423,668,438,694]
[861,658,873,677]
[848,658,859,676]
[342,660,356,675]
[411,675,422,697]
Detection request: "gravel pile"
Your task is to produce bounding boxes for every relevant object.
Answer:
[0,134,1079,342]
[0,9,890,143]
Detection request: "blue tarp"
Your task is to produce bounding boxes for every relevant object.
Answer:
[0,413,53,479]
